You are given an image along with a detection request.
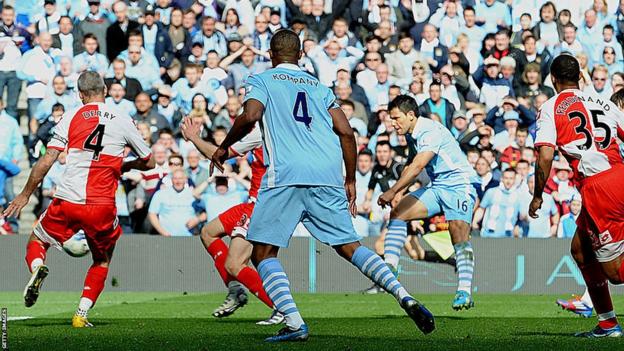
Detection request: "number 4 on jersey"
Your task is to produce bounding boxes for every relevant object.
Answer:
[84,124,105,160]
[293,92,312,128]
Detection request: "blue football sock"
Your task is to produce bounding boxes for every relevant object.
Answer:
[384,219,408,270]
[351,246,411,303]
[454,241,474,294]
[257,257,304,329]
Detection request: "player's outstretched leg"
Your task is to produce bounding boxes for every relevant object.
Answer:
[253,244,308,342]
[556,288,593,318]
[571,231,621,338]
[225,236,284,326]
[200,222,247,318]
[339,242,435,335]
[448,220,475,311]
[23,236,50,308]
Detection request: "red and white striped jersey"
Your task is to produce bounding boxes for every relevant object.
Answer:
[229,124,264,200]
[535,89,624,183]
[47,102,152,205]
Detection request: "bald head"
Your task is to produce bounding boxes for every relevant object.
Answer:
[269,29,301,65]
[39,32,52,51]
[77,71,106,102]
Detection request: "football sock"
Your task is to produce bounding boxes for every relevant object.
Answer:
[579,261,617,329]
[236,266,273,308]
[76,297,93,318]
[257,258,304,329]
[351,246,412,303]
[384,219,408,269]
[580,288,594,308]
[206,239,234,286]
[454,241,474,294]
[25,240,48,273]
[81,265,108,310]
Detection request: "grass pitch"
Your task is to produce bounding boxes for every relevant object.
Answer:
[2,292,623,351]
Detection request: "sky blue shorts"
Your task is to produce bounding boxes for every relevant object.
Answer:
[409,183,477,224]
[247,186,361,248]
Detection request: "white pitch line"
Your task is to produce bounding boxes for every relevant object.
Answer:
[7,316,33,321]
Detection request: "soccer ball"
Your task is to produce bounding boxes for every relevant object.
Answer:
[62,231,90,258]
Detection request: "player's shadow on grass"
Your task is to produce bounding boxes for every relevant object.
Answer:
[516,331,577,337]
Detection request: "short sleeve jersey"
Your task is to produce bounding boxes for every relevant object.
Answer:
[48,102,152,205]
[535,89,624,181]
[244,63,343,188]
[407,118,480,187]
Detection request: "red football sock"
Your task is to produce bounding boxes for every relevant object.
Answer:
[580,261,618,329]
[236,266,273,308]
[81,265,109,307]
[206,239,234,286]
[25,240,48,273]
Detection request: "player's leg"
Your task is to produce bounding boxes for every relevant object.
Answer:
[247,187,308,342]
[570,224,621,337]
[448,220,475,310]
[73,241,114,328]
[384,192,432,273]
[251,243,308,342]
[305,186,434,334]
[24,200,71,307]
[200,216,248,318]
[333,241,434,334]
[23,233,50,307]
[225,236,274,309]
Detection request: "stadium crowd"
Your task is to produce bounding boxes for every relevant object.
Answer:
[0,0,621,239]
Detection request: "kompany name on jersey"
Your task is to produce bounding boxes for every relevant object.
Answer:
[271,73,319,87]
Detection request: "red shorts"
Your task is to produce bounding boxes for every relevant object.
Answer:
[218,202,255,237]
[577,164,624,262]
[34,198,122,261]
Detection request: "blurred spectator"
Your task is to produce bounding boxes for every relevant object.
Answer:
[173,63,215,114]
[473,168,523,238]
[185,149,209,185]
[475,0,512,34]
[584,64,612,99]
[557,194,581,238]
[104,58,142,101]
[106,82,136,115]
[40,150,66,211]
[0,157,20,234]
[193,16,227,58]
[34,75,80,124]
[460,6,485,53]
[386,32,422,89]
[132,92,169,142]
[520,173,559,238]
[142,5,174,76]
[149,169,198,236]
[485,96,535,134]
[474,156,499,201]
[196,175,246,222]
[118,44,163,91]
[545,162,576,215]
[78,0,111,58]
[307,36,364,86]
[36,0,62,35]
[51,16,81,58]
[0,99,23,215]
[221,45,269,92]
[365,63,392,112]
[106,1,140,61]
[155,85,182,132]
[17,32,56,132]
[515,62,554,104]
[418,81,455,129]
[0,6,33,53]
[73,33,109,76]
[0,38,23,119]
[167,7,192,60]
[414,24,447,73]
[473,57,514,111]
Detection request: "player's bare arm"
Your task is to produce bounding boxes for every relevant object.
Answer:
[529,145,555,219]
[329,107,358,217]
[181,117,235,160]
[120,154,155,174]
[378,151,434,208]
[211,99,264,174]
[4,147,61,218]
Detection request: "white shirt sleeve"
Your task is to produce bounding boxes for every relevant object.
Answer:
[230,123,263,155]
[534,105,557,148]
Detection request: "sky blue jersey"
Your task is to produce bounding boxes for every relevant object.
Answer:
[244,63,344,188]
[407,118,480,187]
